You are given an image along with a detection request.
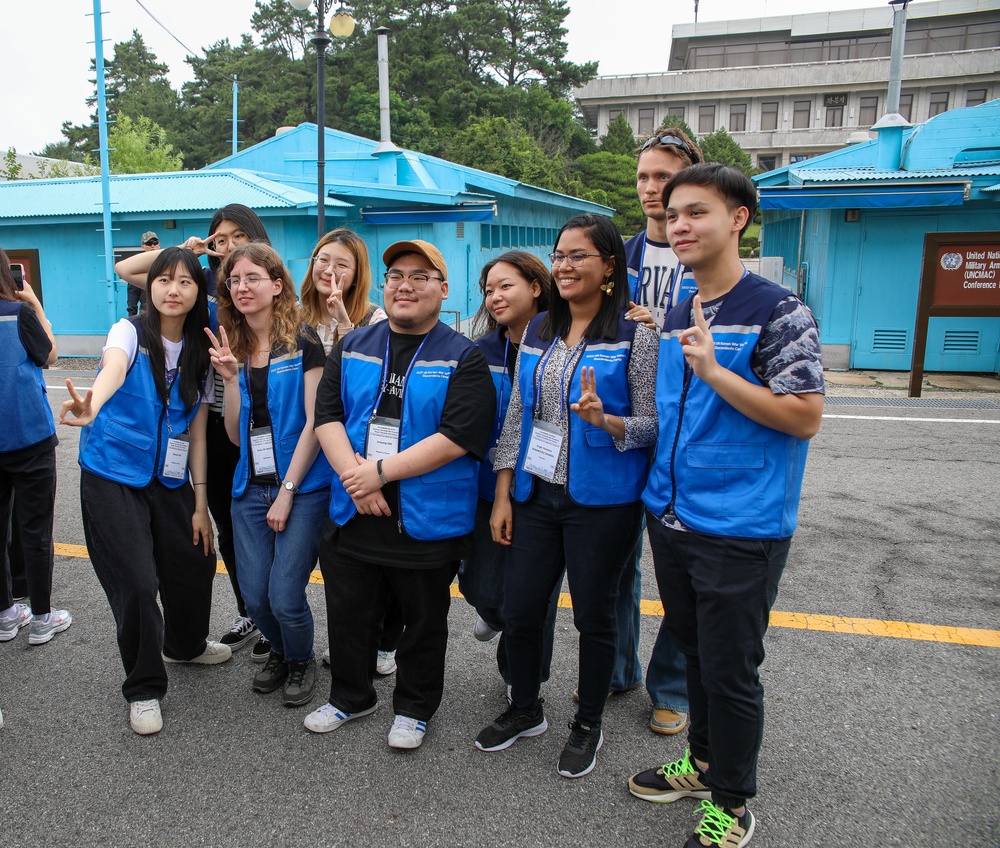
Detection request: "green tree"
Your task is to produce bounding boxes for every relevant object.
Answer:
[571,151,643,235]
[657,116,698,145]
[108,115,184,174]
[1,148,23,181]
[700,127,757,176]
[600,112,636,156]
[35,140,90,163]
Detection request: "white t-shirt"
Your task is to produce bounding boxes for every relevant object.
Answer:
[103,319,193,397]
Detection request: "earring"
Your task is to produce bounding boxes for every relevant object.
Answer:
[600,275,615,295]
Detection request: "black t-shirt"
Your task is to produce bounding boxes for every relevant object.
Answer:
[248,325,326,485]
[3,303,58,459]
[316,327,495,568]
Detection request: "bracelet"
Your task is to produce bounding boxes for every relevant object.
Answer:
[192,482,207,486]
[376,459,389,485]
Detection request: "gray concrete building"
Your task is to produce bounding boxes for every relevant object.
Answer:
[574,0,1000,169]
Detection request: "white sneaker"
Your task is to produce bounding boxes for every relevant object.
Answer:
[388,714,426,749]
[130,699,163,735]
[163,640,232,665]
[0,603,31,641]
[321,648,331,666]
[28,609,73,645]
[473,614,501,642]
[0,703,4,729]
[304,702,377,734]
[376,649,396,676]
[219,615,258,651]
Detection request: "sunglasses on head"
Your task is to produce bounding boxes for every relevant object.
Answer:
[640,134,691,154]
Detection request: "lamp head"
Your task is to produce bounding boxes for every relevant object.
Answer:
[329,6,356,37]
[288,0,312,10]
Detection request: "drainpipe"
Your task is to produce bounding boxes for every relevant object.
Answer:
[373,26,400,185]
[871,0,911,171]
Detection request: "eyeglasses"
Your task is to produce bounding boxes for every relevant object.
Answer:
[224,274,272,290]
[212,233,247,249]
[314,256,354,273]
[383,271,442,291]
[549,252,602,268]
[640,134,691,154]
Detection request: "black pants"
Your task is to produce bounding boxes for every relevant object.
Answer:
[126,284,145,317]
[81,471,217,702]
[0,446,56,615]
[647,513,789,810]
[319,527,457,722]
[205,408,247,617]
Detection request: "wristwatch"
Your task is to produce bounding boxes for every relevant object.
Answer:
[376,459,389,485]
[282,479,299,494]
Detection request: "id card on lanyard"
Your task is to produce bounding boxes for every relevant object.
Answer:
[363,332,428,462]
[521,337,583,483]
[245,359,278,478]
[160,367,191,479]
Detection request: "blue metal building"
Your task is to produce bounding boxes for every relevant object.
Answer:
[0,124,609,355]
[755,99,1000,373]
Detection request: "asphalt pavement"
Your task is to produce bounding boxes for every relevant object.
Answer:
[1,372,997,847]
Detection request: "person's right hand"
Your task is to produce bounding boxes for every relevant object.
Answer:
[490,496,513,546]
[182,234,224,258]
[205,326,239,382]
[59,379,96,427]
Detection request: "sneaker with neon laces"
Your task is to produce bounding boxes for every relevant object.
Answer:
[251,635,271,663]
[219,615,259,651]
[28,609,73,645]
[163,640,232,664]
[475,704,548,752]
[304,701,377,733]
[375,649,396,676]
[557,719,603,778]
[684,800,755,848]
[129,699,163,735]
[388,715,427,749]
[628,748,712,803]
[0,603,31,642]
[473,614,500,642]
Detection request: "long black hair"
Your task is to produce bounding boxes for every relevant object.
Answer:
[142,247,210,411]
[471,250,552,338]
[539,214,628,342]
[206,204,271,272]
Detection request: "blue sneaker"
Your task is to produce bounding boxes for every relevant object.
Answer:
[0,603,31,642]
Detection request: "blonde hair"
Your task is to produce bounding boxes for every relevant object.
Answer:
[217,243,300,363]
[300,228,376,329]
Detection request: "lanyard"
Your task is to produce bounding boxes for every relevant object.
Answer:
[370,331,429,419]
[534,336,586,424]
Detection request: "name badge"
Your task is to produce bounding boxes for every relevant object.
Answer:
[249,426,277,476]
[521,420,563,483]
[162,434,190,480]
[366,416,400,462]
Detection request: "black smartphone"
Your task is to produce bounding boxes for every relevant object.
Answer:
[11,265,24,291]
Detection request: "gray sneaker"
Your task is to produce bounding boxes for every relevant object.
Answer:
[253,651,288,693]
[28,609,73,646]
[163,640,232,664]
[0,603,31,642]
[283,658,316,707]
[475,705,548,752]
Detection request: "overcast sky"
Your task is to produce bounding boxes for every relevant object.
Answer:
[3,0,880,156]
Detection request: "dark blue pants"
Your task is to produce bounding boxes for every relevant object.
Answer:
[503,480,642,725]
[647,513,789,810]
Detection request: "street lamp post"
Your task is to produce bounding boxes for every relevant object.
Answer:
[288,0,356,238]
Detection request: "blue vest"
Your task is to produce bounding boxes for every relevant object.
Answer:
[512,312,648,507]
[643,273,811,540]
[79,318,201,489]
[0,302,55,453]
[331,320,479,541]
[232,336,332,498]
[474,327,513,502]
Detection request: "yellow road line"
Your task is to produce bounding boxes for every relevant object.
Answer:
[54,542,999,649]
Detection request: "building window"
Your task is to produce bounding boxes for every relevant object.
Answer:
[825,105,844,128]
[699,105,716,134]
[858,95,879,126]
[729,103,747,132]
[790,154,810,164]
[758,154,778,171]
[793,100,811,129]
[608,109,624,128]
[967,88,988,107]
[898,93,913,122]
[761,101,779,132]
[667,106,685,121]
[928,91,949,118]
[638,107,655,136]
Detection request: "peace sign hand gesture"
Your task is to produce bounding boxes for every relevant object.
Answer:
[205,325,239,383]
[326,271,352,326]
[680,295,718,381]
[570,366,607,429]
[59,379,96,427]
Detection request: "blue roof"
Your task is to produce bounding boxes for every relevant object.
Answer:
[0,169,351,220]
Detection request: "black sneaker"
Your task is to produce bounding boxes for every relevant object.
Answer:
[219,615,259,651]
[684,800,756,848]
[283,658,317,707]
[250,635,271,663]
[628,748,712,804]
[557,719,603,779]
[475,705,548,752]
[252,650,288,693]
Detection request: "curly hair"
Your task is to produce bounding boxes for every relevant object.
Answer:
[217,243,300,363]
[470,251,552,338]
[299,228,376,329]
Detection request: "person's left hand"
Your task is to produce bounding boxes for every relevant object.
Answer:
[626,301,657,329]
[570,366,607,428]
[192,507,215,555]
[267,489,294,532]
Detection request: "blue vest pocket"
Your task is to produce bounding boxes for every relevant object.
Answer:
[685,442,765,518]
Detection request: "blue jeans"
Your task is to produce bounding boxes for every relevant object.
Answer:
[612,516,689,712]
[503,480,642,726]
[231,484,328,662]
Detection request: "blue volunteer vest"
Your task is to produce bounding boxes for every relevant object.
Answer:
[474,327,513,502]
[0,302,55,452]
[512,312,648,507]
[330,320,479,541]
[643,273,811,539]
[79,318,201,488]
[232,335,332,498]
